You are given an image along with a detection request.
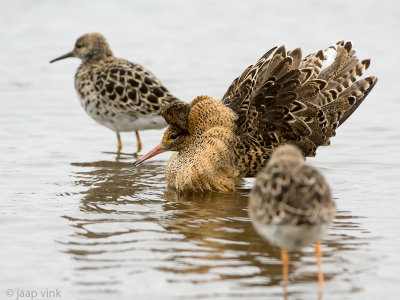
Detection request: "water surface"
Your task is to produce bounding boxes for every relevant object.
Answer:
[1,0,399,299]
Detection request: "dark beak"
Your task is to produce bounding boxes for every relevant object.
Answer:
[133,144,165,167]
[50,51,75,63]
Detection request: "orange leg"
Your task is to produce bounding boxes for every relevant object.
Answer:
[117,133,122,152]
[315,241,324,293]
[280,247,289,292]
[135,130,142,153]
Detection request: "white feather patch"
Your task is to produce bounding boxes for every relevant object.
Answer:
[320,46,338,71]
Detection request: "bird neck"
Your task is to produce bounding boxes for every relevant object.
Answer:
[83,45,114,64]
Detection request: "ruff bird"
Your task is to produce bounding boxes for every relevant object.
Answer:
[134,41,377,191]
[248,144,336,293]
[50,32,180,153]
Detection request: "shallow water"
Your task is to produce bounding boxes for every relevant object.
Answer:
[1,0,400,299]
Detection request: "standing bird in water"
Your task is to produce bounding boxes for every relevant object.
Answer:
[248,144,336,294]
[50,32,180,153]
[134,41,377,191]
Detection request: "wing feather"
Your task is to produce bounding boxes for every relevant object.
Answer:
[222,41,377,176]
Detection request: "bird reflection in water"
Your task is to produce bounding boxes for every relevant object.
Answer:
[69,159,166,212]
[162,189,369,299]
[57,159,370,299]
[59,159,167,295]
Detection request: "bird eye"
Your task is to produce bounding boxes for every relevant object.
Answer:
[76,44,82,49]
[169,133,179,140]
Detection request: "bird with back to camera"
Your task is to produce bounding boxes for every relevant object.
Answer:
[248,144,336,294]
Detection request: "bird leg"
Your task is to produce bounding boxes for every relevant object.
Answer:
[280,247,289,292]
[135,130,142,153]
[315,241,324,293]
[117,133,122,152]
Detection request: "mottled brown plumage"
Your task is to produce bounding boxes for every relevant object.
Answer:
[50,32,180,152]
[249,144,335,248]
[134,41,377,191]
[248,144,336,292]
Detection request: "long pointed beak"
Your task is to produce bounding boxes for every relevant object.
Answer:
[50,51,75,63]
[133,144,165,167]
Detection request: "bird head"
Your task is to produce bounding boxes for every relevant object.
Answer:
[50,32,113,64]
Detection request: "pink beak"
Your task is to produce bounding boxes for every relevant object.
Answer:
[133,144,165,166]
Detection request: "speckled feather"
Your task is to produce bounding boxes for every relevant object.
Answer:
[249,145,335,227]
[248,145,336,251]
[76,57,180,129]
[53,33,180,135]
[137,41,377,192]
[222,40,377,177]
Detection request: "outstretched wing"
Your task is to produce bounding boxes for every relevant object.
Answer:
[222,41,377,176]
